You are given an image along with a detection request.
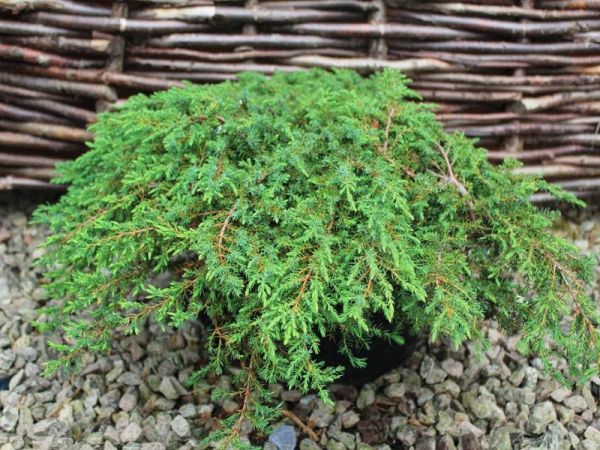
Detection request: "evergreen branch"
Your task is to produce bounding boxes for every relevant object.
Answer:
[541,249,597,343]
[376,107,397,165]
[59,206,111,244]
[364,275,373,298]
[94,265,148,294]
[212,323,231,346]
[125,297,172,323]
[93,227,154,246]
[382,107,396,156]
[432,143,475,218]
[293,269,312,312]
[219,355,255,450]
[217,205,237,264]
[292,220,335,312]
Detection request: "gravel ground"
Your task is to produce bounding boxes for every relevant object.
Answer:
[0,192,599,450]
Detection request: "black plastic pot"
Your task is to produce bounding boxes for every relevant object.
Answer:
[318,332,420,386]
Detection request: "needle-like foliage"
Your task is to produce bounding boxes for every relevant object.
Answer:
[33,69,597,446]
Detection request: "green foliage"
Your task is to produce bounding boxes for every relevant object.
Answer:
[33,69,598,445]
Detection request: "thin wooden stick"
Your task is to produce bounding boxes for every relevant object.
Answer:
[25,12,214,34]
[390,40,600,55]
[286,55,452,72]
[396,1,596,19]
[281,409,319,441]
[514,164,600,177]
[0,0,110,15]
[0,151,66,167]
[0,101,72,125]
[0,44,103,68]
[146,33,364,49]
[390,10,600,37]
[0,167,57,179]
[15,98,96,124]
[5,36,111,55]
[487,146,592,162]
[283,23,479,39]
[0,120,91,142]
[132,5,360,23]
[0,72,117,101]
[0,132,83,152]
[0,176,64,190]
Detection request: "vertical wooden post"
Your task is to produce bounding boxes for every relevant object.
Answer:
[503,0,533,153]
[243,0,258,38]
[241,0,258,65]
[369,0,387,60]
[96,1,128,112]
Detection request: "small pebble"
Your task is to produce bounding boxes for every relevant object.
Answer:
[120,423,142,443]
[119,393,137,412]
[170,415,190,438]
[268,425,296,450]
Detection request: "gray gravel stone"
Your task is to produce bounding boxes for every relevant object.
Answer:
[564,395,587,413]
[86,432,103,446]
[436,380,461,398]
[281,390,301,403]
[525,422,568,449]
[0,350,15,371]
[420,356,447,385]
[117,372,141,386]
[197,404,214,416]
[299,438,321,450]
[383,383,405,399]
[580,439,599,450]
[120,423,143,443]
[437,435,456,450]
[341,410,360,429]
[158,377,184,400]
[0,407,18,432]
[140,444,166,450]
[328,431,354,449]
[325,441,344,450]
[489,429,511,450]
[178,404,196,418]
[459,432,480,450]
[268,425,296,450]
[119,393,137,412]
[441,359,464,378]
[396,423,418,446]
[170,415,189,438]
[309,408,334,428]
[527,401,557,434]
[550,387,571,403]
[356,384,375,410]
[415,436,435,450]
[469,394,505,423]
[221,399,239,414]
[584,426,600,444]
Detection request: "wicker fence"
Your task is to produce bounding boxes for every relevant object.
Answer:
[1,0,600,201]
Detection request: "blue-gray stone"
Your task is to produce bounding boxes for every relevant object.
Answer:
[268,425,297,450]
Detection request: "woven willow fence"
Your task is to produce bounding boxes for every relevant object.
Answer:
[1,0,600,201]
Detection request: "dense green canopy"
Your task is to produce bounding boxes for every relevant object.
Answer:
[34,69,597,446]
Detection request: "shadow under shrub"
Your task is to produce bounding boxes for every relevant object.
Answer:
[33,69,597,447]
